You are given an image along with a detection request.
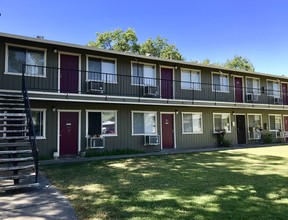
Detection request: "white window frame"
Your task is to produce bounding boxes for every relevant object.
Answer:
[267,79,280,98]
[85,110,118,137]
[131,111,157,136]
[131,61,156,86]
[212,72,229,93]
[180,68,201,90]
[182,112,203,134]
[247,114,262,140]
[31,108,46,139]
[5,43,47,77]
[269,114,282,132]
[245,76,260,95]
[213,113,231,133]
[86,55,117,84]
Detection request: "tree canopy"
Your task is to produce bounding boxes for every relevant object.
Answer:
[87,28,139,53]
[225,55,255,71]
[87,28,184,60]
[88,28,255,70]
[193,55,255,71]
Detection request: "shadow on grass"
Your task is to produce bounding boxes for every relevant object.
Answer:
[42,150,288,220]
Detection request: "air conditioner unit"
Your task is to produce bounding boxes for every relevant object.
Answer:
[88,137,105,148]
[143,85,159,97]
[87,81,104,93]
[274,97,282,104]
[246,93,259,102]
[144,135,160,145]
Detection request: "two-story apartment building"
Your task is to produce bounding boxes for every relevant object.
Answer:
[1,32,288,158]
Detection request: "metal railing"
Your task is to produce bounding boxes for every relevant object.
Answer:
[21,65,39,183]
[1,65,284,106]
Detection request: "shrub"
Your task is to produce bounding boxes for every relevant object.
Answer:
[262,132,273,144]
[216,130,232,147]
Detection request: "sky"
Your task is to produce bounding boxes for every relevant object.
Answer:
[1,0,288,76]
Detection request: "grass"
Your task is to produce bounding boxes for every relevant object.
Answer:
[42,146,288,220]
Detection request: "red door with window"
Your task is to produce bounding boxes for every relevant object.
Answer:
[161,114,174,149]
[60,54,79,93]
[161,68,173,99]
[60,112,79,156]
[234,77,243,102]
[284,116,288,142]
[282,83,288,105]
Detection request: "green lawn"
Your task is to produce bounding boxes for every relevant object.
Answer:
[42,146,288,220]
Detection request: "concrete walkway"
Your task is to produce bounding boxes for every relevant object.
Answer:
[0,173,77,220]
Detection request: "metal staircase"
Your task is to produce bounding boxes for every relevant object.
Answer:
[0,67,39,191]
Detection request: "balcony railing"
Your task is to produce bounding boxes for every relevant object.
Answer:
[2,65,288,105]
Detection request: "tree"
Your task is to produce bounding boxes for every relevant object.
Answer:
[225,55,255,71]
[88,29,184,60]
[87,28,139,53]
[139,36,184,60]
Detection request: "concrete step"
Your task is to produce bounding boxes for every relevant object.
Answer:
[0,107,25,111]
[0,117,26,120]
[0,129,28,133]
[0,182,39,191]
[0,164,34,171]
[0,136,27,141]
[0,98,23,102]
[0,102,24,106]
[0,93,22,98]
[0,174,35,180]
[0,113,26,117]
[0,150,32,155]
[0,157,33,163]
[0,124,27,127]
[0,142,30,147]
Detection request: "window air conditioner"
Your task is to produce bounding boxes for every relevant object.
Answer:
[144,135,160,145]
[88,137,105,148]
[87,81,104,93]
[246,93,258,102]
[143,85,159,97]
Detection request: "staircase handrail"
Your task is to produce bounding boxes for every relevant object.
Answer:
[22,64,39,183]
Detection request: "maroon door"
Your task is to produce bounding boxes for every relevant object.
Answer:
[236,115,246,144]
[60,112,79,156]
[282,83,288,105]
[234,77,243,102]
[284,116,288,142]
[60,54,79,93]
[161,68,173,99]
[161,114,174,149]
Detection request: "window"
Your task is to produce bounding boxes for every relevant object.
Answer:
[87,111,117,136]
[182,113,203,134]
[246,77,260,95]
[6,45,45,76]
[269,115,282,131]
[31,109,46,138]
[87,57,116,83]
[248,114,262,140]
[181,69,201,90]
[212,73,229,92]
[132,63,156,86]
[213,113,231,133]
[132,112,157,135]
[267,80,280,98]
